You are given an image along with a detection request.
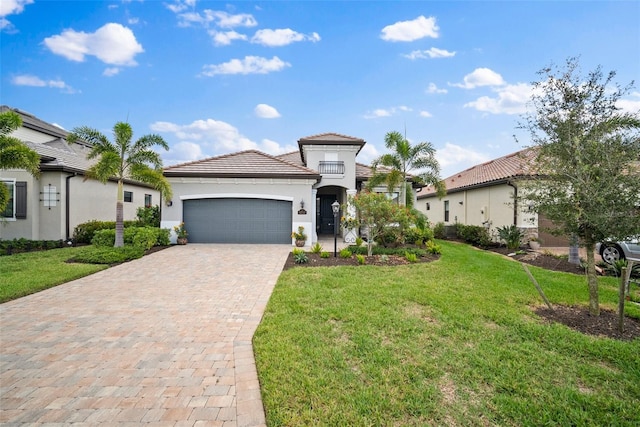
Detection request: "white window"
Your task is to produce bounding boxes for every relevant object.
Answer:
[1,179,16,219]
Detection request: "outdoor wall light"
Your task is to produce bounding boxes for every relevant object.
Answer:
[166,200,173,207]
[459,201,464,205]
[300,199,305,209]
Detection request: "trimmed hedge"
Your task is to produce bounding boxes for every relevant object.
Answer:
[91,227,170,249]
[73,220,138,244]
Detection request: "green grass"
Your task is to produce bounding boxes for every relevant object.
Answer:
[254,241,640,426]
[0,247,107,303]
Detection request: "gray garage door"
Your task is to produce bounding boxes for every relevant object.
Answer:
[183,198,292,244]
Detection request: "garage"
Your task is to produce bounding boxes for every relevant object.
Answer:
[183,198,292,244]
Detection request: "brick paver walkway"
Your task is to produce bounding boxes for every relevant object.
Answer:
[0,244,290,426]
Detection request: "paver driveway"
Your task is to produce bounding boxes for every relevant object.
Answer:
[0,244,290,426]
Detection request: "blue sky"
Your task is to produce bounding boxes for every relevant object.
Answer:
[2,0,639,178]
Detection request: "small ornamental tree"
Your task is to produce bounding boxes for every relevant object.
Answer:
[351,191,413,256]
[369,131,444,206]
[519,57,640,316]
[68,122,172,248]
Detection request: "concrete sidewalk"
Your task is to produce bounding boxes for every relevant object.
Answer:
[0,244,290,426]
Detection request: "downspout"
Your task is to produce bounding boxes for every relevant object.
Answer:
[65,173,76,241]
[506,180,518,226]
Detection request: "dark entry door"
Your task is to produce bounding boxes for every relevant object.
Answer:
[318,195,338,235]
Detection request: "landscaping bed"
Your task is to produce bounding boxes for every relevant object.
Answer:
[282,251,439,270]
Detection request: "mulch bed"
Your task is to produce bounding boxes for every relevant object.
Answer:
[284,242,640,341]
[282,252,439,271]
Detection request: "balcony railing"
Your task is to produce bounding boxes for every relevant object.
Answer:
[318,161,345,174]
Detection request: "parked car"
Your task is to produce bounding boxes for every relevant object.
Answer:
[596,240,640,264]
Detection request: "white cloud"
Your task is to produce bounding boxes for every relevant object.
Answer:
[255,104,281,118]
[12,74,78,93]
[251,28,320,47]
[151,118,257,153]
[363,105,412,119]
[380,15,439,42]
[43,23,143,66]
[419,111,433,118]
[404,47,455,60]
[154,118,296,163]
[200,56,291,76]
[103,67,121,77]
[164,141,205,166]
[166,0,197,14]
[436,143,491,177]
[426,83,447,94]
[356,143,380,165]
[128,18,139,25]
[451,68,505,89]
[176,9,257,28]
[464,83,532,115]
[208,30,247,46]
[617,92,640,114]
[260,138,297,154]
[0,0,33,31]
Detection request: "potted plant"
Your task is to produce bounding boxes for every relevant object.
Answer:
[291,226,307,247]
[174,222,188,245]
[341,216,359,243]
[529,236,541,250]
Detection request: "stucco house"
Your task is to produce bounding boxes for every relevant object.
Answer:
[161,133,414,245]
[0,106,161,241]
[415,148,567,246]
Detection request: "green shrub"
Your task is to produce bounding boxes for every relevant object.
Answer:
[355,236,364,247]
[156,228,171,246]
[73,246,144,264]
[294,252,309,264]
[456,224,491,247]
[132,227,158,250]
[320,251,330,258]
[425,240,442,255]
[356,254,366,265]
[91,229,116,247]
[311,242,323,254]
[405,251,418,263]
[73,220,137,244]
[136,205,160,227]
[292,248,305,256]
[433,222,446,239]
[339,248,353,258]
[496,225,524,250]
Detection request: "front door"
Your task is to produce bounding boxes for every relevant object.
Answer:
[318,195,339,235]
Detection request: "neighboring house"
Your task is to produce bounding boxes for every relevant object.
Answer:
[162,133,416,245]
[0,106,160,241]
[415,148,565,245]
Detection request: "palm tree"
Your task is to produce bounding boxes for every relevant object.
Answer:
[0,111,40,212]
[68,122,172,247]
[369,131,443,206]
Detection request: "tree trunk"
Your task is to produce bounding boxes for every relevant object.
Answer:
[585,243,599,316]
[114,180,124,248]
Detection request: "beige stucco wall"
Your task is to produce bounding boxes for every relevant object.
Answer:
[303,145,358,190]
[161,177,317,244]
[1,169,159,241]
[416,181,537,235]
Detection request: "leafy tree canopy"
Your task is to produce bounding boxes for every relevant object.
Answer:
[0,111,41,212]
[519,57,640,315]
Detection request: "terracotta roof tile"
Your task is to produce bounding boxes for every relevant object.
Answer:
[418,148,537,198]
[298,132,365,143]
[164,149,321,179]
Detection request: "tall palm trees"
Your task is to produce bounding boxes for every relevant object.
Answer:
[0,111,40,212]
[68,122,172,247]
[369,131,443,206]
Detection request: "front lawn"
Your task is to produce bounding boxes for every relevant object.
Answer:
[254,241,640,426]
[0,247,107,303]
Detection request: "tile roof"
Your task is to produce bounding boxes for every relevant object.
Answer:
[298,132,366,144]
[164,150,321,179]
[418,148,537,198]
[276,152,386,182]
[27,139,95,173]
[1,105,69,140]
